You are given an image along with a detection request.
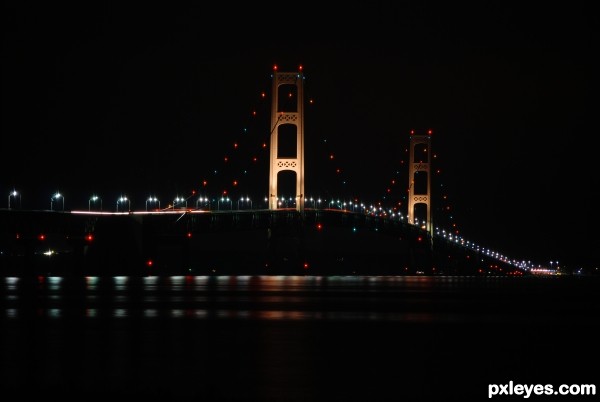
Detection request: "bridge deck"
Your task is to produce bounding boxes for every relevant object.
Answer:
[0,209,520,276]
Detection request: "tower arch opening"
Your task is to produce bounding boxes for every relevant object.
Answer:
[277,124,297,158]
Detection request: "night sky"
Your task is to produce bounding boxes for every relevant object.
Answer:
[2,3,595,269]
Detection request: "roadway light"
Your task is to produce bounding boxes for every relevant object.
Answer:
[218,197,231,210]
[89,195,102,211]
[8,190,21,209]
[117,196,130,212]
[50,192,64,211]
[146,197,160,211]
[195,196,209,209]
[173,197,187,209]
[237,196,252,210]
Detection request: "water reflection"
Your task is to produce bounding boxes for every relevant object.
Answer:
[2,274,598,402]
[1,275,598,324]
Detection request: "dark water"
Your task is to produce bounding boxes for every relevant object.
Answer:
[1,274,598,401]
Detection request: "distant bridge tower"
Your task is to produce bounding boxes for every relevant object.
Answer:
[408,130,433,236]
[268,68,305,212]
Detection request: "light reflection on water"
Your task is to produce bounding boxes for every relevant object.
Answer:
[1,274,599,401]
[1,275,598,323]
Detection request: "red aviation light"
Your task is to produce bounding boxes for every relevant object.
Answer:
[273,64,278,71]
[85,234,94,242]
[427,129,433,135]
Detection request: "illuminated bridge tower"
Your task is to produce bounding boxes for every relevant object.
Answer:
[268,68,305,212]
[407,130,433,237]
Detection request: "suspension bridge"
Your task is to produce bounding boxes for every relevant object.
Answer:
[0,68,532,276]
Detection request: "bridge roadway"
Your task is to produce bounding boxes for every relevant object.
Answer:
[0,209,520,276]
